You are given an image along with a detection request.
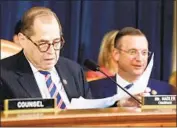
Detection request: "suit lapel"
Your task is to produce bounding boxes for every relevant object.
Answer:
[89,75,117,98]
[17,73,42,98]
[112,75,117,94]
[102,76,117,97]
[55,58,76,101]
[15,51,42,98]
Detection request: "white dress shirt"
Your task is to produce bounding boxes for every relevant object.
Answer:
[28,61,70,107]
[116,73,133,94]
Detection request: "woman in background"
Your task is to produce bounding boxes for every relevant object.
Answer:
[86,30,119,81]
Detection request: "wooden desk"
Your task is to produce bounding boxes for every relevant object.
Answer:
[1,107,176,127]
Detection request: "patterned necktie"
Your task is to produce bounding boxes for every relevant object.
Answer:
[124,83,133,90]
[39,71,66,109]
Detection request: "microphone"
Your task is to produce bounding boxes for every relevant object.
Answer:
[84,59,142,104]
[84,59,100,71]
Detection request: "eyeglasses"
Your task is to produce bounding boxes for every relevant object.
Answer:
[24,34,65,52]
[117,48,152,57]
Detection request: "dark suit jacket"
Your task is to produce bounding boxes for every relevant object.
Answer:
[0,51,92,110]
[89,76,173,99]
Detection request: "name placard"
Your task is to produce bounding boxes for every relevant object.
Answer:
[4,98,56,111]
[142,95,176,109]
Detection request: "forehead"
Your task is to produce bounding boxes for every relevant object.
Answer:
[119,35,148,49]
[32,15,61,39]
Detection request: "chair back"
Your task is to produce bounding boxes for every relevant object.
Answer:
[1,39,22,59]
[86,67,114,82]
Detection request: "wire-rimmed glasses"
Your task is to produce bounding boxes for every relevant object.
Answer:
[117,48,152,57]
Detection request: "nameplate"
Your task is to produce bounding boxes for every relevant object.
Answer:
[142,95,176,109]
[4,98,55,111]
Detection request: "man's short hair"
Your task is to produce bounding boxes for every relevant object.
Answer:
[20,6,62,37]
[114,27,146,48]
[14,20,22,35]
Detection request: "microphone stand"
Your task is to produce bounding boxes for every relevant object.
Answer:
[99,70,142,104]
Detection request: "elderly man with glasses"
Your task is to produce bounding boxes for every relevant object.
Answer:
[89,27,173,108]
[0,7,92,110]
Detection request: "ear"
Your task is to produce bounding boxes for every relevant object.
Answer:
[112,48,119,62]
[17,33,26,47]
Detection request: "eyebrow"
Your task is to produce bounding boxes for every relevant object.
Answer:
[37,38,61,44]
[128,48,148,50]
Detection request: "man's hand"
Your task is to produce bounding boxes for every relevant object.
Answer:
[117,87,151,107]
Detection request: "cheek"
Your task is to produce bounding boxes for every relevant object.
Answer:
[31,49,43,60]
[144,59,148,66]
[34,53,43,64]
[55,51,60,58]
[118,57,130,68]
[26,44,39,56]
[119,56,132,64]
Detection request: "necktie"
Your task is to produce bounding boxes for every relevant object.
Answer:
[39,71,66,109]
[124,83,133,90]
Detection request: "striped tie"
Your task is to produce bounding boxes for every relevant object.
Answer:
[39,71,66,109]
[124,83,133,90]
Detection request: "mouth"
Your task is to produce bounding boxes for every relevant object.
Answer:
[44,58,55,61]
[132,65,143,69]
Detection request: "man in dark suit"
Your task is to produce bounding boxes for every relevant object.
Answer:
[89,27,173,107]
[0,7,91,110]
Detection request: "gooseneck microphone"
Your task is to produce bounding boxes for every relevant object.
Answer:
[84,59,142,104]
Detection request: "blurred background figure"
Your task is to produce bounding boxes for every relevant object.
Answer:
[98,30,119,75]
[169,71,177,95]
[86,30,119,82]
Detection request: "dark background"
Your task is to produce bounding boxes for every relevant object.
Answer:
[0,0,174,81]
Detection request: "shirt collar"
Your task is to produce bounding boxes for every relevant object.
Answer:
[116,73,132,88]
[26,58,56,75]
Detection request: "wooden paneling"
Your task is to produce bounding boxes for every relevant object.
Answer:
[1,107,176,127]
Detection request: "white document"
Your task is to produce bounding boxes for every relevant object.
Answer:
[68,95,119,109]
[68,54,154,109]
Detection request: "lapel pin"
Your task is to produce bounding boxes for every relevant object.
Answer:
[151,90,157,95]
[63,79,67,85]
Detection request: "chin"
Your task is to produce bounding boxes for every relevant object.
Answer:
[40,59,57,70]
[42,66,54,71]
[133,70,144,76]
[42,63,56,70]
[46,60,56,65]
